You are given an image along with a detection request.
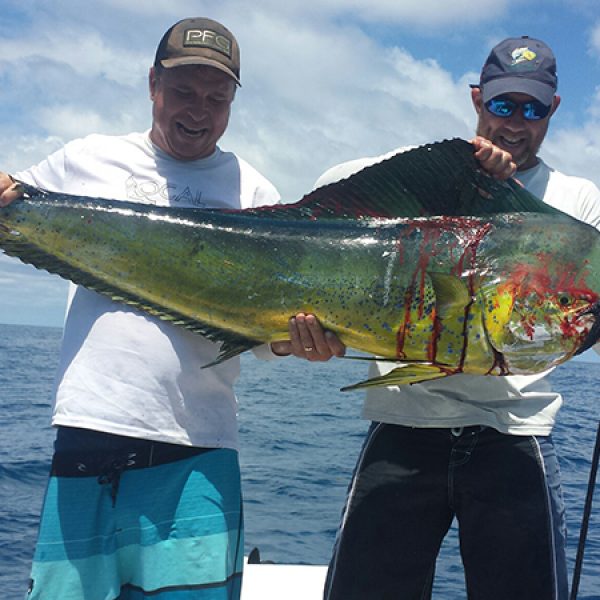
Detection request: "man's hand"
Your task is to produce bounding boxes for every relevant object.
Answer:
[470,136,517,180]
[271,313,346,361]
[0,173,23,207]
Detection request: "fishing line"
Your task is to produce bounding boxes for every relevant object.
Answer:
[569,419,600,600]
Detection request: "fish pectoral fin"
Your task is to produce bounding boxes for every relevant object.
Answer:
[341,363,452,392]
[428,272,472,316]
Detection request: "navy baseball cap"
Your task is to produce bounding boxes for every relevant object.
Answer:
[474,36,557,106]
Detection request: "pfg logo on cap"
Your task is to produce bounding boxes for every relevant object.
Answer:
[183,29,232,59]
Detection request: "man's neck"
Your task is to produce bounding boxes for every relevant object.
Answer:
[517,156,541,174]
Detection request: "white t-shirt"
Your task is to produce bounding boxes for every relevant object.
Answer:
[315,151,600,435]
[17,131,280,449]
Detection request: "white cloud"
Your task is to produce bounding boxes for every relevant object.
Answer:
[590,22,600,57]
[280,0,512,27]
[590,85,600,121]
[222,12,477,201]
[42,0,514,28]
[92,0,212,19]
[543,124,600,190]
[0,20,148,86]
[0,3,596,197]
[33,105,142,141]
[540,80,600,189]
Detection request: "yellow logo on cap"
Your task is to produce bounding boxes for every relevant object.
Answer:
[511,47,537,65]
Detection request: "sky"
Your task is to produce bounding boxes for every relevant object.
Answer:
[1,0,600,335]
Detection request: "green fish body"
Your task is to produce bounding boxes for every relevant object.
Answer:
[2,139,599,390]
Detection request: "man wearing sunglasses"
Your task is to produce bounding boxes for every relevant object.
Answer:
[471,36,560,174]
[283,37,600,600]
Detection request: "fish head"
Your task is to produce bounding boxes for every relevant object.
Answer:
[485,279,600,372]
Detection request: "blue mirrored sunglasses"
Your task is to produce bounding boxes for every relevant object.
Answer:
[485,96,551,121]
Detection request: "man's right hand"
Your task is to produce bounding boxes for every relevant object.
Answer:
[0,173,23,207]
[470,136,517,181]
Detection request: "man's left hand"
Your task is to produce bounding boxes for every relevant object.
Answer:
[271,313,346,361]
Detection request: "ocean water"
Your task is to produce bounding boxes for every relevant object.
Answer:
[0,323,598,599]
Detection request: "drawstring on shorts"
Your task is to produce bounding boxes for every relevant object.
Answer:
[95,453,138,506]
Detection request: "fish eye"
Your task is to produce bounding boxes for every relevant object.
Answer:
[558,295,571,307]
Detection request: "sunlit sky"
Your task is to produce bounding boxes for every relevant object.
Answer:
[1,0,600,332]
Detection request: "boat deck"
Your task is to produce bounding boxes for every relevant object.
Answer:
[241,562,327,599]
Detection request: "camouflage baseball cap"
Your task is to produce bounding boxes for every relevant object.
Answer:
[154,17,241,85]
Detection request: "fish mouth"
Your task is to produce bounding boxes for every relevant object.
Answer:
[574,301,600,355]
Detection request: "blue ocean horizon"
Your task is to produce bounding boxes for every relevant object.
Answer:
[0,323,598,599]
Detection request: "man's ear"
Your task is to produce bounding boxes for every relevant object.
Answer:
[149,66,157,101]
[549,95,561,118]
[471,87,484,114]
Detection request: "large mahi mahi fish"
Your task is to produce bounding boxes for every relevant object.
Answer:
[1,139,600,390]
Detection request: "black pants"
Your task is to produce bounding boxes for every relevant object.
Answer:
[324,423,567,600]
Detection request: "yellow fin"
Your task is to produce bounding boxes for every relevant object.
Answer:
[479,283,516,348]
[428,272,472,318]
[341,363,450,391]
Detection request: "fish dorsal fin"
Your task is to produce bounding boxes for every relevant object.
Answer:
[239,138,559,220]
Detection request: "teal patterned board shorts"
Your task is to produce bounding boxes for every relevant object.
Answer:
[27,427,244,600]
